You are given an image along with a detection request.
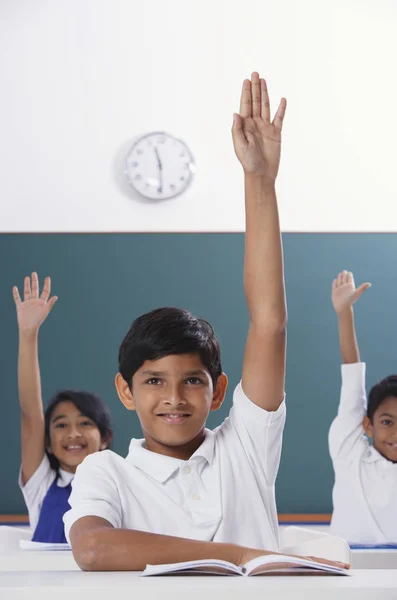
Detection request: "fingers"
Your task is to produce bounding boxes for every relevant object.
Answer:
[353,282,371,302]
[19,273,53,303]
[336,270,349,286]
[31,272,39,299]
[272,97,287,130]
[24,276,31,301]
[239,79,252,118]
[41,276,51,302]
[260,78,271,121]
[47,296,58,312]
[238,73,286,129]
[251,72,261,118]
[12,286,21,306]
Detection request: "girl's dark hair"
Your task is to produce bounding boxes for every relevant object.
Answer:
[367,375,397,422]
[44,390,113,471]
[118,307,222,388]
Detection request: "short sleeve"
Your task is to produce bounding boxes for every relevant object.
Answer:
[329,362,369,464]
[63,452,123,543]
[18,454,55,531]
[227,381,286,485]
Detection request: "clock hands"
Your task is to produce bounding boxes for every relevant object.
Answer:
[154,147,163,194]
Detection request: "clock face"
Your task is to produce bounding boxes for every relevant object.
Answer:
[125,132,196,200]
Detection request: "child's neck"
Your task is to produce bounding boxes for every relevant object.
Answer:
[144,430,206,460]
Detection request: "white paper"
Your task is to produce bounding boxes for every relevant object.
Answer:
[19,540,71,551]
[142,559,242,577]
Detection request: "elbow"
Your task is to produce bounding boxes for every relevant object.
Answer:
[250,314,288,335]
[72,531,103,571]
[248,297,288,332]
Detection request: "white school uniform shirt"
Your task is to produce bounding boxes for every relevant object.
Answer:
[329,362,397,544]
[64,382,286,551]
[19,455,74,531]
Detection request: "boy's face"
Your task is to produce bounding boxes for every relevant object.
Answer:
[364,396,397,463]
[115,353,228,460]
[48,401,108,473]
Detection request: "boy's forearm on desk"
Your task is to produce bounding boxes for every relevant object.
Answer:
[71,524,243,571]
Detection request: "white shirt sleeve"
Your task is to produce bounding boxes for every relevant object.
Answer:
[227,381,286,485]
[18,454,56,531]
[329,362,369,465]
[63,452,123,543]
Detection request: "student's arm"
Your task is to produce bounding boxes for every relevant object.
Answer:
[331,270,371,364]
[70,517,268,571]
[329,271,371,462]
[13,273,57,485]
[232,73,287,411]
[70,518,347,572]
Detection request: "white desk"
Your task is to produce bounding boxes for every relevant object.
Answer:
[1,569,397,600]
[351,549,397,569]
[0,550,79,571]
[2,549,396,572]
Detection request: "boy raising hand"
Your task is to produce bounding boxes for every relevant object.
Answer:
[64,73,340,571]
[329,271,397,544]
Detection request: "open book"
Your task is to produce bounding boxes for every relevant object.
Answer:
[142,554,349,577]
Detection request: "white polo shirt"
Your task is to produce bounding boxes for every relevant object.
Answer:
[64,382,286,551]
[329,362,397,544]
[19,455,74,531]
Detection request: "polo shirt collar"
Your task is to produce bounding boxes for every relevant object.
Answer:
[126,428,215,483]
[57,468,74,487]
[363,444,397,465]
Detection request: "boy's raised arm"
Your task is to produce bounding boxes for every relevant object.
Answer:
[232,72,287,411]
[331,271,370,365]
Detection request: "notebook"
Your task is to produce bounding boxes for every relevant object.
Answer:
[20,540,71,551]
[142,554,349,577]
[349,543,397,549]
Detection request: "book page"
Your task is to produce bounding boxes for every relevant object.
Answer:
[243,554,348,576]
[142,559,242,577]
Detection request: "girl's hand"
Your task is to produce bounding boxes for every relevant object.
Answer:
[13,272,57,333]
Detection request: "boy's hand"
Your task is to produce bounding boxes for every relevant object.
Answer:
[232,71,286,182]
[13,272,57,334]
[331,271,371,315]
[239,546,349,570]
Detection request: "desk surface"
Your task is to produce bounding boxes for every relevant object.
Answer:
[1,569,397,600]
[1,551,397,600]
[2,548,396,572]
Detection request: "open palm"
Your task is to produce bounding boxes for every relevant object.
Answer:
[232,72,286,180]
[331,271,370,314]
[13,273,57,332]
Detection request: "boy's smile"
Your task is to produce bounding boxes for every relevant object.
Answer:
[116,353,228,460]
[364,397,397,463]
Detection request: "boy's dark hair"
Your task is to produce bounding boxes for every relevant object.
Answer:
[44,390,113,471]
[367,375,397,422]
[118,307,222,388]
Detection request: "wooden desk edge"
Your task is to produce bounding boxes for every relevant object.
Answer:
[1,514,332,525]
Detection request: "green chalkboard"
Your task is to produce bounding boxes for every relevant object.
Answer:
[1,233,396,516]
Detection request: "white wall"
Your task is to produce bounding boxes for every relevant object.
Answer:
[1,0,397,232]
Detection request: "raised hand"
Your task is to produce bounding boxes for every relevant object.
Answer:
[232,72,286,181]
[13,272,58,333]
[331,271,371,315]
